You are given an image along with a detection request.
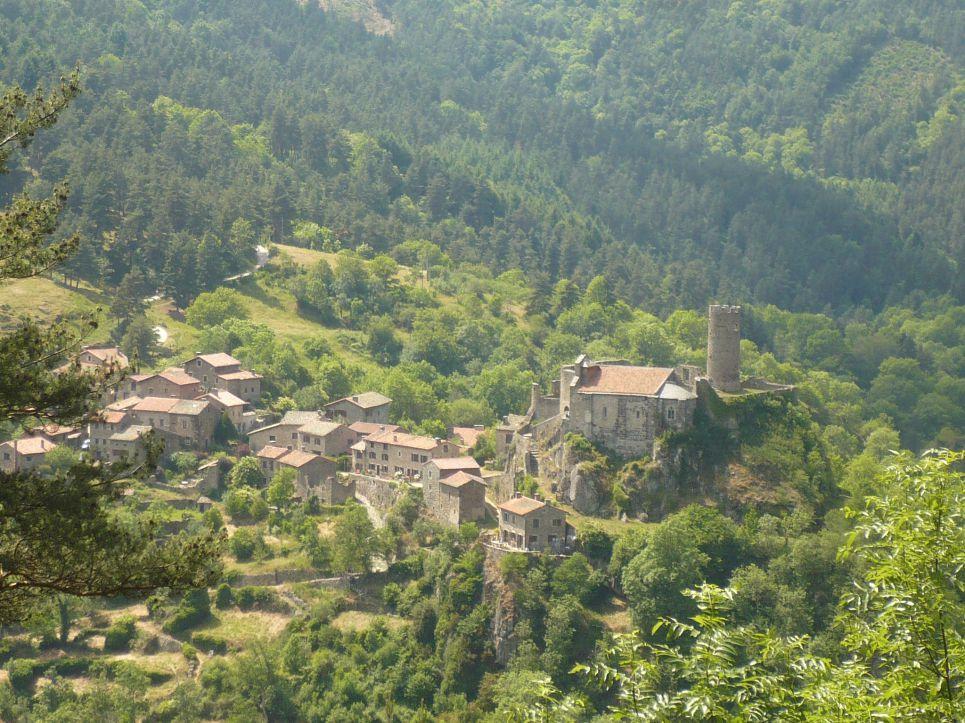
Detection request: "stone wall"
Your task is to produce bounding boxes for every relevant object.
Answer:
[341,472,404,514]
[231,569,356,588]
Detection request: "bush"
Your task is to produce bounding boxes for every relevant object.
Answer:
[214,583,234,609]
[6,658,42,693]
[233,586,281,612]
[162,589,211,635]
[181,643,198,661]
[381,582,402,611]
[229,528,258,561]
[191,631,228,655]
[103,615,138,652]
[47,656,92,676]
[0,638,34,665]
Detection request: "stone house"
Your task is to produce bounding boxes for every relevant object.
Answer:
[103,424,154,464]
[57,345,130,374]
[255,445,337,500]
[424,470,487,527]
[30,424,83,449]
[452,426,485,450]
[497,495,568,553]
[186,352,242,387]
[324,392,392,425]
[215,369,262,404]
[128,397,219,451]
[0,436,58,473]
[297,419,354,457]
[552,356,697,458]
[200,388,254,433]
[352,429,455,480]
[347,421,401,447]
[185,353,263,404]
[248,421,303,452]
[87,408,133,459]
[120,368,203,401]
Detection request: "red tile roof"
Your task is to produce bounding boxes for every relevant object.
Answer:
[84,346,129,366]
[256,445,290,460]
[441,471,484,489]
[452,426,484,448]
[499,496,549,515]
[158,367,201,386]
[327,392,391,409]
[280,450,319,468]
[365,430,441,451]
[133,397,181,413]
[217,370,262,381]
[349,421,400,437]
[577,365,675,396]
[430,457,481,472]
[6,437,58,455]
[197,353,241,369]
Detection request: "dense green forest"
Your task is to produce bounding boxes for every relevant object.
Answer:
[0,0,962,720]
[1,0,962,312]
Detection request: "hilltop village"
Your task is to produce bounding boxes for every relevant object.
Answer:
[3,305,785,555]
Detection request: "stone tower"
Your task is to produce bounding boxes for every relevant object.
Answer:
[707,305,741,392]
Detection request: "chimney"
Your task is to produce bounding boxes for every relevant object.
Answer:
[352,395,358,402]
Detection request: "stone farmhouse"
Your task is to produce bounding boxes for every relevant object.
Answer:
[352,429,456,480]
[255,445,337,499]
[0,436,58,473]
[120,367,203,401]
[347,421,400,447]
[247,411,355,458]
[200,388,254,433]
[127,397,220,450]
[422,457,487,527]
[183,353,263,404]
[325,392,391,425]
[497,494,570,553]
[30,423,83,448]
[56,345,129,374]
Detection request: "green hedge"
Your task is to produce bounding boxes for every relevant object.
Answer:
[103,615,138,652]
[190,631,228,655]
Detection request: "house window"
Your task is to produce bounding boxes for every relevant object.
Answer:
[381,454,389,461]
[667,407,675,421]
[269,435,276,442]
[552,518,562,526]
[420,455,428,463]
[528,535,538,545]
[411,453,419,462]
[502,511,509,522]
[635,410,641,419]
[602,406,607,418]
[548,534,557,544]
[2,452,9,460]
[292,432,298,440]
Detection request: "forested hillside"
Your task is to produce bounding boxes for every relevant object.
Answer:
[0,1,962,720]
[1,0,961,312]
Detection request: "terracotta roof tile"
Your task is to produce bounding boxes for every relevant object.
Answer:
[577,365,674,396]
[452,426,484,448]
[158,367,201,386]
[499,496,549,515]
[217,370,262,381]
[196,353,241,369]
[429,457,481,471]
[440,471,484,489]
[133,397,181,413]
[349,421,400,436]
[327,392,391,409]
[256,445,290,460]
[280,450,320,468]
[7,437,58,455]
[365,430,441,450]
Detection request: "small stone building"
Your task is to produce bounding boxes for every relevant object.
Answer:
[497,495,568,553]
[426,471,487,527]
[325,392,392,425]
[255,445,337,500]
[0,436,58,473]
[121,368,203,401]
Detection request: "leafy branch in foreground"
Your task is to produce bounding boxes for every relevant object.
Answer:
[0,75,222,625]
[524,450,962,721]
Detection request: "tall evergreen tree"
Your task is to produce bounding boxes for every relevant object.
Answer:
[0,76,221,625]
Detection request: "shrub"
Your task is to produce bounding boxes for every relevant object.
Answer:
[191,631,228,655]
[103,615,138,652]
[162,589,211,634]
[6,658,42,693]
[47,656,92,676]
[229,528,258,561]
[381,582,402,611]
[214,583,233,609]
[181,643,198,661]
[233,586,281,612]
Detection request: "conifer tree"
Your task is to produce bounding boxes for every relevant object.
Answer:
[0,76,221,625]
